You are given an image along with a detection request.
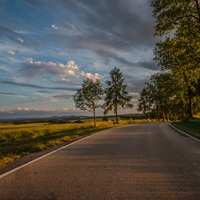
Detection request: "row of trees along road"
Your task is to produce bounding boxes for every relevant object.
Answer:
[138,0,200,121]
[73,67,133,126]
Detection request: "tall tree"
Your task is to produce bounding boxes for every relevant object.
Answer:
[73,78,103,127]
[151,0,200,37]
[152,0,200,73]
[151,0,200,119]
[104,67,133,123]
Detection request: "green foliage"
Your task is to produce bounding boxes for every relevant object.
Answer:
[73,78,103,126]
[172,118,200,139]
[104,67,133,123]
[151,0,200,119]
[137,72,200,120]
[151,0,200,37]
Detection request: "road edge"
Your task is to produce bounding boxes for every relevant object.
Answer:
[0,125,122,179]
[169,123,200,142]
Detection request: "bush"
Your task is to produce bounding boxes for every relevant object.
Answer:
[73,120,84,123]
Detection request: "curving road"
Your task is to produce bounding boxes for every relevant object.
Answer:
[0,123,200,200]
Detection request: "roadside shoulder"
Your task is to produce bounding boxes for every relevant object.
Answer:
[169,123,200,142]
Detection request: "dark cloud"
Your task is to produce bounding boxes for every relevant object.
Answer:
[0,92,15,95]
[44,0,157,66]
[0,26,21,43]
[124,74,149,94]
[0,80,77,91]
[134,61,159,71]
[53,94,73,100]
[75,0,155,47]
[36,90,52,94]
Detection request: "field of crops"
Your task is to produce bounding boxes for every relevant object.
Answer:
[0,119,141,168]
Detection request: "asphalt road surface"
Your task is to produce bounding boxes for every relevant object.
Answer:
[0,123,200,200]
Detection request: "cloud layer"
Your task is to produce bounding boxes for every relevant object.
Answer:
[0,0,159,119]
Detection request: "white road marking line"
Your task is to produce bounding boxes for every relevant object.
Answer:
[0,128,113,179]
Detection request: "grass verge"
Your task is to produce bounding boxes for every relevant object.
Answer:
[0,119,151,168]
[171,118,200,140]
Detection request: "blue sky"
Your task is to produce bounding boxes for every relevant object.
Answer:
[0,0,159,119]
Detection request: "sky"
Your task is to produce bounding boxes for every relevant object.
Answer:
[0,0,160,119]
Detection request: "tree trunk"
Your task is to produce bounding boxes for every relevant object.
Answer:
[93,108,96,127]
[162,107,166,122]
[115,105,119,124]
[186,87,193,120]
[187,95,193,119]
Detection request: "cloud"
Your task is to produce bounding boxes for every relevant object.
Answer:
[0,91,27,99]
[0,0,158,119]
[40,0,157,67]
[20,58,102,81]
[0,92,15,95]
[17,37,24,43]
[0,80,78,91]
[58,0,156,48]
[0,26,21,42]
[51,24,59,30]
[7,50,16,55]
[20,59,80,78]
[0,107,84,119]
[134,61,159,71]
[53,94,73,100]
[81,72,102,80]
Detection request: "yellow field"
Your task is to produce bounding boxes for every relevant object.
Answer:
[1,119,147,168]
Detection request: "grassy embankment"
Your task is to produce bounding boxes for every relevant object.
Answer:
[171,118,200,140]
[0,119,150,168]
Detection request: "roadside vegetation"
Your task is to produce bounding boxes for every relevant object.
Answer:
[0,118,151,168]
[138,1,200,121]
[171,118,200,140]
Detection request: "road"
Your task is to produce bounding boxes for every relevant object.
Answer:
[0,123,200,200]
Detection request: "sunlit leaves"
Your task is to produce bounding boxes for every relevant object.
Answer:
[151,0,200,118]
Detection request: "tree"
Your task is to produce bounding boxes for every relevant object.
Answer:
[138,73,180,121]
[151,0,200,119]
[138,72,200,120]
[104,67,133,123]
[151,0,200,37]
[137,86,152,118]
[152,0,200,74]
[73,78,103,127]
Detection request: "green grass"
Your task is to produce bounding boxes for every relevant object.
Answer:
[0,119,152,168]
[171,118,200,140]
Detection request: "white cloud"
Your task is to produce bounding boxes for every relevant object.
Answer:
[17,107,30,111]
[22,59,101,81]
[14,30,33,34]
[7,50,15,55]
[81,72,101,80]
[17,37,24,43]
[51,24,59,30]
[24,59,80,78]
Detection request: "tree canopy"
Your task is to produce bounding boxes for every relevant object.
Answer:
[104,67,133,123]
[73,78,103,127]
[151,0,200,119]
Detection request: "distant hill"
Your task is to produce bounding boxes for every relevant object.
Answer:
[0,115,89,124]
